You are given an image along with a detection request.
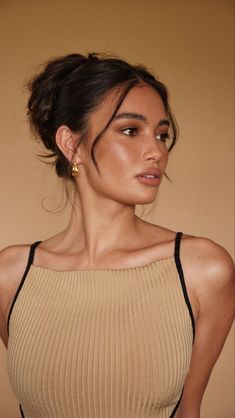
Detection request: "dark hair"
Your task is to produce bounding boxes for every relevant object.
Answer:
[27,52,178,179]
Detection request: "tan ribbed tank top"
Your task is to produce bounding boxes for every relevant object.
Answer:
[7,232,194,418]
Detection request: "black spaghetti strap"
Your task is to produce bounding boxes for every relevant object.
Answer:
[7,241,42,335]
[19,403,25,417]
[169,388,184,417]
[169,233,195,418]
[174,232,195,342]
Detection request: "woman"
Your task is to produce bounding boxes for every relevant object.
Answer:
[0,53,234,418]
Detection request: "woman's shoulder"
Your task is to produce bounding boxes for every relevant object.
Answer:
[0,243,33,346]
[180,233,234,277]
[179,233,234,310]
[146,223,233,261]
[135,223,234,273]
[0,243,32,277]
[0,243,33,299]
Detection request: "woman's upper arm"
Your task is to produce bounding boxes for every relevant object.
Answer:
[0,245,30,348]
[176,237,235,418]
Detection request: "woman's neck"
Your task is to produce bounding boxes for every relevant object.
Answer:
[59,193,143,262]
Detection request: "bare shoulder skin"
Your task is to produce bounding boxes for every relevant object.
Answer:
[0,244,31,347]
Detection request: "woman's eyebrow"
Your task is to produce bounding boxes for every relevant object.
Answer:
[157,119,170,127]
[113,112,169,127]
[113,112,146,122]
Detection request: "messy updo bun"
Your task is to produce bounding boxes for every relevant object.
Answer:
[27,52,178,179]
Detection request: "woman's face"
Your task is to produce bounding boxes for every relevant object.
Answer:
[79,83,170,205]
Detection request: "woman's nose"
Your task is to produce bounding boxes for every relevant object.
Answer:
[142,137,164,162]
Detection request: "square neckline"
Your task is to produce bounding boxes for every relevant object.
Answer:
[27,231,182,274]
[30,254,176,274]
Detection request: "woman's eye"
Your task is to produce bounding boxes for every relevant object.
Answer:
[156,132,170,143]
[121,127,138,136]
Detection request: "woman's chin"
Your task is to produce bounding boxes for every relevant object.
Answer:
[132,193,158,205]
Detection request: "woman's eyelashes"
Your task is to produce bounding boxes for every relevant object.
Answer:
[121,127,138,136]
[120,126,170,144]
[156,132,171,143]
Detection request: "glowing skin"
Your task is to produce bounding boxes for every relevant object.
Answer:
[53,83,172,261]
[78,83,170,206]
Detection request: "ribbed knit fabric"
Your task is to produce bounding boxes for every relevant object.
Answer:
[7,234,194,418]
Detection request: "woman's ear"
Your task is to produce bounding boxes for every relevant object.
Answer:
[55,125,82,162]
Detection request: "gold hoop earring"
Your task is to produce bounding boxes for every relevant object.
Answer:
[71,162,79,176]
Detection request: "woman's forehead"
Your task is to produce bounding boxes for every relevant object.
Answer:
[88,83,166,136]
[117,84,166,117]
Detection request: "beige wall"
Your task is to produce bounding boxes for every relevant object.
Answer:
[0,0,234,417]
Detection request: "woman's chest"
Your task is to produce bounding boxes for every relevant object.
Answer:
[7,268,193,418]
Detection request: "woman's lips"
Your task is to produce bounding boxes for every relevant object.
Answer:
[136,167,162,186]
[136,175,161,186]
[137,168,162,177]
